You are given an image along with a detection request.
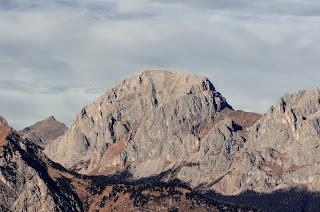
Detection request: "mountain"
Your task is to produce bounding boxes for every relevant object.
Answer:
[0,116,81,211]
[217,88,320,194]
[44,70,320,196]
[0,116,250,211]
[44,70,262,190]
[20,116,67,148]
[3,70,320,211]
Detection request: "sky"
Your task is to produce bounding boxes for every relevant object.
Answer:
[1,0,320,129]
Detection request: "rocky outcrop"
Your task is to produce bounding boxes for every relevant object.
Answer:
[0,116,81,211]
[20,116,67,148]
[44,71,235,175]
[44,70,261,190]
[215,88,320,194]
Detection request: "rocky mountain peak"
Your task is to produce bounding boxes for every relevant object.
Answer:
[45,70,234,175]
[93,70,231,114]
[44,70,320,197]
[20,116,67,148]
[136,70,217,95]
[4,71,320,210]
[214,87,320,195]
[252,87,320,141]
[271,88,320,122]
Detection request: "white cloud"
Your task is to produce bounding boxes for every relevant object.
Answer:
[1,0,320,128]
[115,0,150,14]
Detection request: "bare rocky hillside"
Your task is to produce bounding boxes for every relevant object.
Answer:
[0,116,249,211]
[20,116,67,148]
[3,70,320,211]
[44,70,262,192]
[45,70,320,196]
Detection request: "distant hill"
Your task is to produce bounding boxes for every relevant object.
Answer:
[20,116,67,148]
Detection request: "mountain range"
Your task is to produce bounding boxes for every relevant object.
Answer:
[2,70,320,211]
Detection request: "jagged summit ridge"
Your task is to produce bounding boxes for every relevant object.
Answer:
[91,69,231,114]
[211,87,320,194]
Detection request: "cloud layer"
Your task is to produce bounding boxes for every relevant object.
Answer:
[1,0,320,129]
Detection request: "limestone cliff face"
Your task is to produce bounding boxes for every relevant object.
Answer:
[44,70,260,188]
[44,70,320,196]
[44,70,233,174]
[3,116,244,211]
[211,88,320,194]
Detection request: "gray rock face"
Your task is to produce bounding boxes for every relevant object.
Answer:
[0,117,81,211]
[20,116,67,148]
[3,115,243,212]
[44,70,261,188]
[45,70,234,175]
[44,70,320,196]
[207,88,320,194]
